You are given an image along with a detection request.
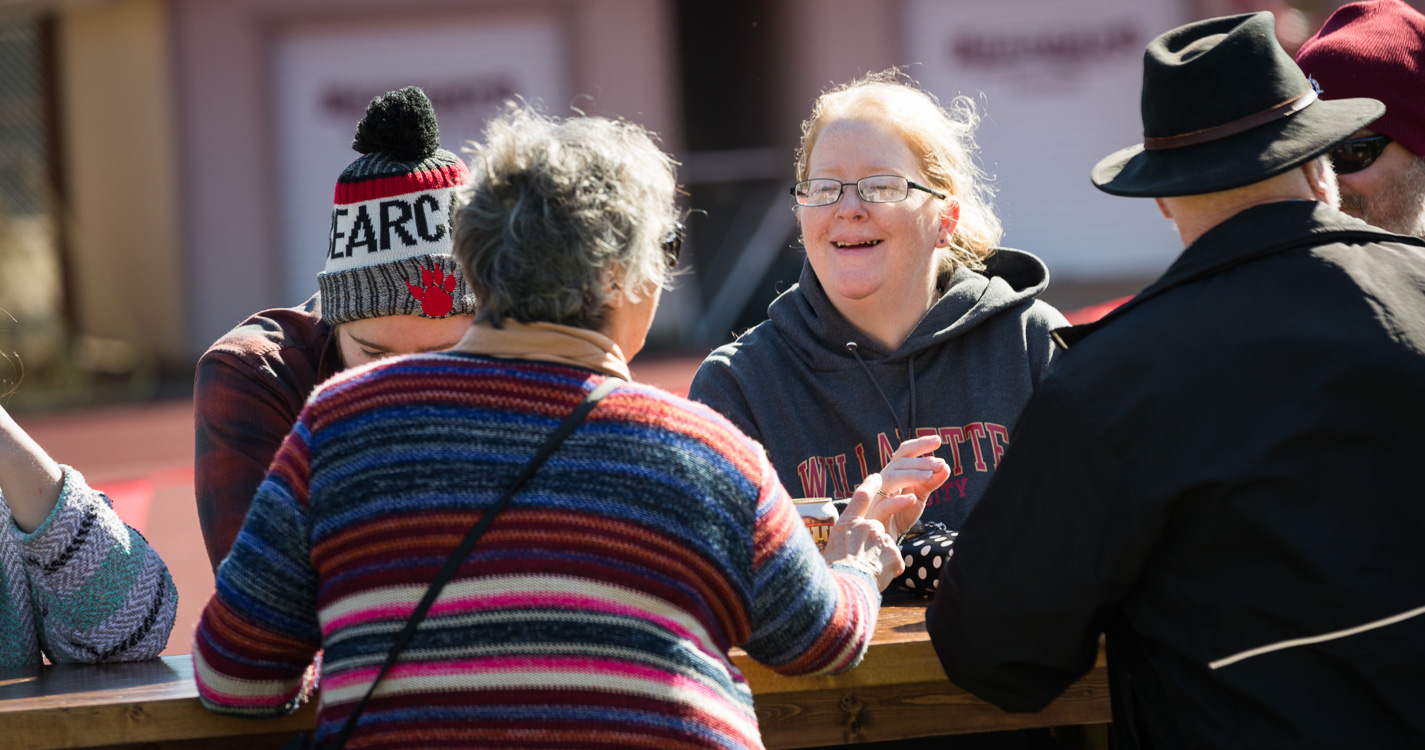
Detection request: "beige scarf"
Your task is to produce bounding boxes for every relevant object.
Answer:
[453,320,631,380]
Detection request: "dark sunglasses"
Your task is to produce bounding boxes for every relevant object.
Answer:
[1329,135,1392,175]
[660,221,684,270]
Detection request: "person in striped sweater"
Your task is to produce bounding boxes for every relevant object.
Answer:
[193,103,947,749]
[0,403,177,667]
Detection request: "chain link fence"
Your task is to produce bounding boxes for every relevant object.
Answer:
[0,15,72,406]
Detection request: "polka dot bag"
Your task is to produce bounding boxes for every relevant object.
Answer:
[892,522,956,598]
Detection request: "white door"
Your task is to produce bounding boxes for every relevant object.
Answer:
[271,11,568,304]
[904,0,1188,281]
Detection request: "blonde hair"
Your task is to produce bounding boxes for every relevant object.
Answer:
[796,70,1002,273]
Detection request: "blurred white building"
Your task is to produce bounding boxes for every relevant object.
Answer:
[0,0,1400,385]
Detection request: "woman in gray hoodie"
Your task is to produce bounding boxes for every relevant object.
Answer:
[691,71,1067,534]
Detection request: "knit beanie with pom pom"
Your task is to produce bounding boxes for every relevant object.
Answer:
[318,86,477,324]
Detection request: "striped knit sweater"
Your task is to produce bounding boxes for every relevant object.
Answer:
[1,467,178,667]
[194,353,881,749]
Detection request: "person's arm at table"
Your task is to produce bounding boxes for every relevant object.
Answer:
[194,349,305,570]
[0,404,61,532]
[926,375,1159,710]
[1,405,177,664]
[741,464,904,677]
[192,422,322,717]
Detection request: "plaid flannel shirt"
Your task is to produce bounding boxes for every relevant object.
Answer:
[193,294,339,570]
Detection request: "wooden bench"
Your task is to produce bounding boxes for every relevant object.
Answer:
[0,599,1109,749]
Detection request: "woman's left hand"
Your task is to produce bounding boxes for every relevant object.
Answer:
[875,435,950,538]
[823,474,906,591]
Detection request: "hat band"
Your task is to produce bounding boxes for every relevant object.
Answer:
[1143,90,1318,151]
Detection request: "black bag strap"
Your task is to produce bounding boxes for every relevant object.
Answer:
[325,376,624,750]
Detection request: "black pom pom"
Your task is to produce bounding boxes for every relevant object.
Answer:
[351,86,440,161]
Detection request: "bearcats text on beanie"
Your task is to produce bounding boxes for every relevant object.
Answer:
[319,86,478,324]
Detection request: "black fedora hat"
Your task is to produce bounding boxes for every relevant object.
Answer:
[1092,12,1383,197]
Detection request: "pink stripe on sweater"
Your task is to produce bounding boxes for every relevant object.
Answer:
[195,679,299,709]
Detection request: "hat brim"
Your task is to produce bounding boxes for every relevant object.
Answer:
[1091,97,1384,197]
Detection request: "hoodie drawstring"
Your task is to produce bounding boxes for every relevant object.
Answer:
[847,341,917,440]
[907,352,918,434]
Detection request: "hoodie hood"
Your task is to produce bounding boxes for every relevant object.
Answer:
[769,247,1053,368]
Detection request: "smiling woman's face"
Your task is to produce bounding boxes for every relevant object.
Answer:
[336,313,473,369]
[799,118,951,318]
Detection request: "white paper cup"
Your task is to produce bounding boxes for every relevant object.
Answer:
[793,498,839,551]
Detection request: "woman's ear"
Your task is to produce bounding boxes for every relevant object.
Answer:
[937,197,961,247]
[603,263,625,305]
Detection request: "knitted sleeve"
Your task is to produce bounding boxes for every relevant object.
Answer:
[11,466,178,664]
[193,421,322,717]
[740,452,880,676]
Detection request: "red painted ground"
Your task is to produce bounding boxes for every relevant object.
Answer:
[12,355,704,656]
[1062,296,1132,325]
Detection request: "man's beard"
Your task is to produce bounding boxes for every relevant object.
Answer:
[1339,156,1425,240]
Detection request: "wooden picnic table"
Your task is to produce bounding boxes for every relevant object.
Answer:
[0,598,1109,749]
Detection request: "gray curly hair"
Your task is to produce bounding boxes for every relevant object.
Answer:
[453,104,679,331]
[796,69,1003,274]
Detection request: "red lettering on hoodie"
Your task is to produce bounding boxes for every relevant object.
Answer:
[877,431,901,467]
[799,421,1005,501]
[829,455,850,497]
[939,426,966,475]
[985,423,1010,467]
[796,456,831,498]
[963,422,990,472]
[927,476,969,507]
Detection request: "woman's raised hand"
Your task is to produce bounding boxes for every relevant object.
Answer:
[821,474,906,591]
[875,435,950,538]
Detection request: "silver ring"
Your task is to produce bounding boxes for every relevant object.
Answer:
[876,489,893,498]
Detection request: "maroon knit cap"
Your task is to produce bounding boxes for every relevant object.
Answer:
[1296,0,1425,157]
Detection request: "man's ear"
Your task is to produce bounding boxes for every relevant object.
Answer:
[1155,197,1173,220]
[1302,158,1335,204]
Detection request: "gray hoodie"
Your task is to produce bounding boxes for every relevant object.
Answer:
[689,248,1068,529]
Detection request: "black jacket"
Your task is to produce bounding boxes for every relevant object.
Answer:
[927,202,1425,749]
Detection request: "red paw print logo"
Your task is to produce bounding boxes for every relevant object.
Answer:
[406,266,457,318]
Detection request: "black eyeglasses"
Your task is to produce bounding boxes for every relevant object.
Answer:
[660,221,684,269]
[790,175,948,207]
[1329,135,1392,175]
